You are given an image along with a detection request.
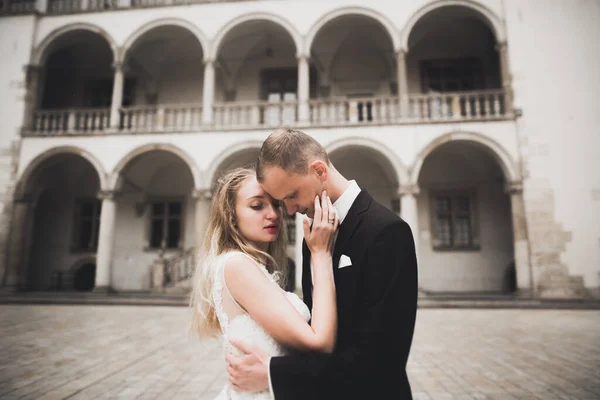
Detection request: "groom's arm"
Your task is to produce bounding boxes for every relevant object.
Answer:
[270,220,418,399]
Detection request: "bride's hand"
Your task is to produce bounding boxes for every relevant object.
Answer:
[303,190,339,256]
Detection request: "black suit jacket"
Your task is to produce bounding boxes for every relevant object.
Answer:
[270,190,418,399]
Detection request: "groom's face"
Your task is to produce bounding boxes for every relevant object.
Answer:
[260,165,323,218]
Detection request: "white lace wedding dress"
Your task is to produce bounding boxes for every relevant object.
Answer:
[212,251,311,400]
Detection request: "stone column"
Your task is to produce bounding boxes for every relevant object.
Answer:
[202,59,215,126]
[193,189,212,252]
[94,191,117,292]
[3,194,33,290]
[297,55,310,123]
[396,49,409,117]
[399,185,420,260]
[505,181,532,293]
[21,65,42,131]
[109,62,124,129]
[497,41,514,114]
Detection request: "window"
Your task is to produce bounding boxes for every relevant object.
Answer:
[72,199,101,251]
[284,215,296,245]
[430,191,478,250]
[421,58,484,93]
[261,68,298,102]
[148,200,184,250]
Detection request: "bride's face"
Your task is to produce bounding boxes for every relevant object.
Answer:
[235,176,282,249]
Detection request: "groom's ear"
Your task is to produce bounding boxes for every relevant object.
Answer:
[310,160,328,182]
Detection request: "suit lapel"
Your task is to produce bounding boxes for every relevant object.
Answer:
[332,190,372,275]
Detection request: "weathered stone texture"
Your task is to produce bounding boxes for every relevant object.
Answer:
[524,187,588,298]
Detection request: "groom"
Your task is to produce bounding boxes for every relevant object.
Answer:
[227,128,418,399]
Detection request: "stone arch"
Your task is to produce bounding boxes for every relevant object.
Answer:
[109,143,201,190]
[304,6,400,57]
[410,131,518,185]
[15,146,108,196]
[210,12,302,60]
[400,0,505,52]
[33,23,119,66]
[121,18,210,62]
[204,140,264,188]
[325,137,409,185]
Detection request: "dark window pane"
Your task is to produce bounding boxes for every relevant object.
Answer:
[152,203,165,216]
[436,197,451,214]
[455,196,470,214]
[436,217,452,247]
[167,220,181,248]
[454,217,471,246]
[150,219,164,248]
[78,220,93,249]
[286,217,296,245]
[95,202,102,218]
[168,202,182,216]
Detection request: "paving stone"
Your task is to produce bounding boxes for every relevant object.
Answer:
[0,306,598,399]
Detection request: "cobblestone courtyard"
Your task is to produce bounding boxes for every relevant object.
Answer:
[0,305,599,400]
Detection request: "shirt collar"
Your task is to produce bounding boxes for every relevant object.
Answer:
[332,180,361,225]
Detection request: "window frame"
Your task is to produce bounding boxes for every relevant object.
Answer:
[428,189,480,251]
[259,66,319,101]
[144,197,186,252]
[71,197,102,253]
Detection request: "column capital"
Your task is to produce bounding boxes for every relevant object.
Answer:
[111,62,127,73]
[97,190,117,201]
[395,49,407,58]
[504,181,523,194]
[204,58,216,66]
[398,184,420,197]
[296,54,310,62]
[192,188,212,201]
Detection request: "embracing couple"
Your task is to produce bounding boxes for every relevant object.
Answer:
[190,128,418,400]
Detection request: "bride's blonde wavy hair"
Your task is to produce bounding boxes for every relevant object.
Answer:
[190,167,288,338]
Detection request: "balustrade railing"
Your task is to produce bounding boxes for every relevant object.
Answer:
[150,248,196,291]
[309,96,400,125]
[32,108,110,134]
[213,101,298,129]
[0,0,257,15]
[27,91,510,135]
[1,0,35,14]
[119,104,202,132]
[164,248,196,286]
[406,90,506,121]
[47,0,116,13]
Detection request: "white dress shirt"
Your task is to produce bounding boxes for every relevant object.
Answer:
[267,180,361,398]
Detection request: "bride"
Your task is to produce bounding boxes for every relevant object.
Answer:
[190,167,338,399]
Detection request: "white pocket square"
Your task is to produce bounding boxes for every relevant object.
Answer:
[338,254,352,269]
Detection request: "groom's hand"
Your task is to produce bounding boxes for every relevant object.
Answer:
[226,339,271,392]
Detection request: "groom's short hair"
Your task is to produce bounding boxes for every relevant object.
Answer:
[256,128,330,181]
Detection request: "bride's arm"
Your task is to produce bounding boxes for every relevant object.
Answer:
[225,192,338,353]
[224,252,335,353]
